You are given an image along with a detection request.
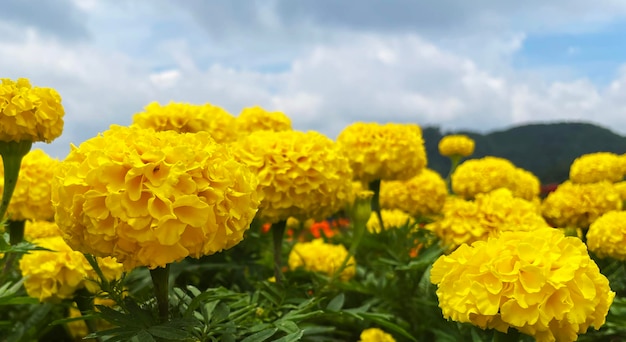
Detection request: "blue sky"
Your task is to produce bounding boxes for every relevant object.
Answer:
[3,0,626,158]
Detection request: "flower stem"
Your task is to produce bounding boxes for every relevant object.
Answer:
[8,220,24,245]
[149,265,170,323]
[0,140,32,221]
[368,179,384,231]
[74,288,98,338]
[445,155,462,194]
[271,220,287,284]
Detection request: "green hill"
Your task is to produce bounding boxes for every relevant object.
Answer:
[424,122,626,184]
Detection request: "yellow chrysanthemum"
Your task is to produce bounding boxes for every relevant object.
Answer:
[542,181,622,229]
[288,239,355,281]
[132,101,237,143]
[380,169,447,218]
[438,134,475,158]
[337,122,427,183]
[52,125,260,270]
[0,149,59,221]
[570,152,624,184]
[24,220,62,240]
[366,209,415,233]
[427,189,548,249]
[451,157,516,199]
[0,78,64,143]
[19,236,123,302]
[236,105,292,134]
[359,328,396,342]
[430,228,614,342]
[510,168,541,201]
[587,211,626,260]
[233,130,352,223]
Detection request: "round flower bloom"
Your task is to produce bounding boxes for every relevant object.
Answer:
[438,134,475,158]
[19,236,123,302]
[542,181,622,229]
[0,149,59,221]
[614,181,626,201]
[233,130,352,223]
[236,105,292,134]
[587,211,626,260]
[132,101,237,143]
[359,328,396,342]
[510,168,541,201]
[570,152,624,184]
[430,227,614,342]
[451,157,517,199]
[0,78,65,143]
[337,122,427,183]
[52,125,260,270]
[427,189,548,250]
[366,209,414,233]
[288,239,355,281]
[380,169,447,217]
[24,220,62,240]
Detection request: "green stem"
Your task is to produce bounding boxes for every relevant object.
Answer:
[8,219,24,245]
[84,253,111,292]
[74,288,99,338]
[445,155,462,194]
[150,265,170,323]
[368,179,384,232]
[0,140,32,221]
[271,220,287,284]
[492,328,521,342]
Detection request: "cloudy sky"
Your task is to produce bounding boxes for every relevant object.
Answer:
[4,0,626,158]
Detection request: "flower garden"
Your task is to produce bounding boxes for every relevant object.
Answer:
[1,77,626,341]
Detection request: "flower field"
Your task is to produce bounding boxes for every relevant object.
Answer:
[1,77,626,341]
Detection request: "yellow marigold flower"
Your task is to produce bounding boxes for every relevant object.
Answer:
[359,328,396,342]
[52,125,260,270]
[570,152,624,184]
[0,78,64,143]
[132,101,237,143]
[236,105,292,134]
[438,134,475,158]
[587,211,626,260]
[233,130,352,223]
[337,122,427,183]
[0,149,59,220]
[542,181,622,229]
[366,209,414,233]
[24,220,61,240]
[430,228,614,342]
[427,189,548,249]
[380,169,447,217]
[288,239,355,281]
[510,168,541,201]
[19,236,123,302]
[451,157,515,198]
[615,181,626,201]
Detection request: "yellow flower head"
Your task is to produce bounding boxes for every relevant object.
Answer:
[18,236,123,302]
[587,211,626,260]
[570,152,624,184]
[337,122,427,183]
[510,168,541,201]
[366,209,414,233]
[132,101,237,143]
[236,105,292,134]
[359,328,396,342]
[380,169,447,218]
[233,130,352,223]
[288,239,355,281]
[24,220,62,240]
[52,125,260,270]
[0,78,65,143]
[0,149,59,220]
[452,157,516,199]
[542,181,622,229]
[430,228,615,342]
[438,134,475,158]
[427,189,548,250]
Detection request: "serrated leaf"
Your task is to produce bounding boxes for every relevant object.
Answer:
[326,293,345,312]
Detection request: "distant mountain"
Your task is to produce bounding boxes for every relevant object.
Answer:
[424,122,626,184]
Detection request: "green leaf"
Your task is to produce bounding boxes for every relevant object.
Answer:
[275,320,299,334]
[147,325,192,340]
[359,312,417,342]
[326,293,345,312]
[240,328,279,342]
[133,330,156,342]
[272,330,304,342]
